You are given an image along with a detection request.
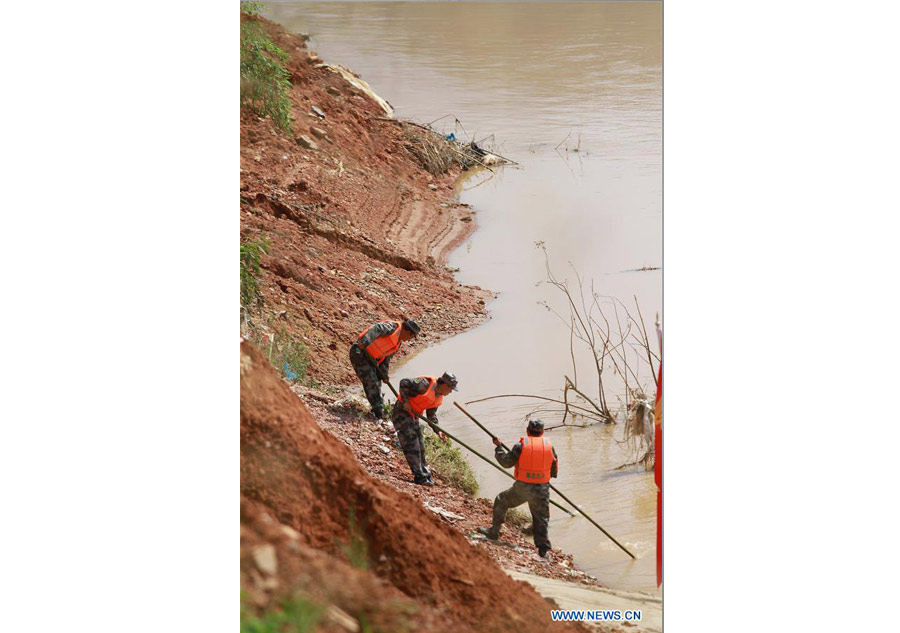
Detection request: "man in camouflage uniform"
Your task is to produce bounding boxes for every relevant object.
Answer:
[478,419,559,557]
[349,319,420,419]
[392,372,458,485]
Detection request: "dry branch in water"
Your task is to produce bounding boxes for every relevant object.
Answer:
[467,245,660,466]
[614,391,655,470]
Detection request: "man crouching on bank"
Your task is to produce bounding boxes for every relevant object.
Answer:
[478,419,558,558]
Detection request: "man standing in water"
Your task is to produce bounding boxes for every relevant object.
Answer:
[392,372,457,485]
[349,319,420,420]
[478,419,558,558]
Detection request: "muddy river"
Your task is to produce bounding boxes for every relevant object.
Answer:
[267,1,662,593]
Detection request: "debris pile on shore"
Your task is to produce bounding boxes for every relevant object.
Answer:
[397,121,512,174]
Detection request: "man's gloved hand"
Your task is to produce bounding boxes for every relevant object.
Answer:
[425,418,447,443]
[380,374,389,384]
[492,437,501,447]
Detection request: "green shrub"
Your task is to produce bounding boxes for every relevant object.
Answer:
[240,18,293,131]
[240,593,324,633]
[424,434,478,495]
[240,1,264,16]
[505,507,531,531]
[240,236,270,309]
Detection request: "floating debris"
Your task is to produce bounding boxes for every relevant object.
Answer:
[622,266,661,272]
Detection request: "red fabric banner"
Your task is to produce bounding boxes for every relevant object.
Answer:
[654,325,663,588]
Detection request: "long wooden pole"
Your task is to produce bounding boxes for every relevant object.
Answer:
[454,400,511,451]
[454,402,636,560]
[365,352,575,516]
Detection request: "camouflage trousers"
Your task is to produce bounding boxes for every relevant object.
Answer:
[391,409,431,481]
[492,481,552,550]
[349,344,383,415]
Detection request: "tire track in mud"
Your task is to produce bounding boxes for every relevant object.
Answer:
[254,191,424,272]
[389,198,477,265]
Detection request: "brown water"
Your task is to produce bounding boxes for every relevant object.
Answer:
[266,1,662,593]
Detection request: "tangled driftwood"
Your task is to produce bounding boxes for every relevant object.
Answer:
[373,116,515,175]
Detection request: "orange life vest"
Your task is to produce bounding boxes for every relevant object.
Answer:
[404,376,443,417]
[358,321,402,363]
[514,436,554,484]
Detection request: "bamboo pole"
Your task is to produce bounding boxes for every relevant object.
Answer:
[454,400,511,451]
[454,402,636,560]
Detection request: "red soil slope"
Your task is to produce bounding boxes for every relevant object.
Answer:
[241,341,582,632]
[240,14,489,386]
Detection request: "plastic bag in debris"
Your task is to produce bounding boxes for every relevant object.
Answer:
[283,363,299,381]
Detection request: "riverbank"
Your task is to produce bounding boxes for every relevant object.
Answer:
[240,12,624,632]
[240,11,490,387]
[295,382,604,587]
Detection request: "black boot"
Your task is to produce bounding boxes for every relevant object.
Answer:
[538,546,550,558]
[477,526,500,540]
[414,475,435,486]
